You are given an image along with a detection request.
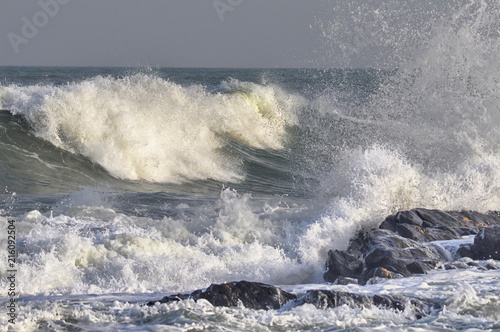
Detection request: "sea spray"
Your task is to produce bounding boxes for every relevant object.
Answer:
[296,0,500,269]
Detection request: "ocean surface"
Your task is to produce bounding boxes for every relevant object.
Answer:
[1,1,500,330]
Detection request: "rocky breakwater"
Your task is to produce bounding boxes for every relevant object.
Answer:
[147,209,500,318]
[324,209,500,285]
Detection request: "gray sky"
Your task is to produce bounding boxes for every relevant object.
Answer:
[0,0,331,68]
[1,0,457,68]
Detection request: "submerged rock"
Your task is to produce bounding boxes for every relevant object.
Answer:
[148,280,437,319]
[300,289,405,312]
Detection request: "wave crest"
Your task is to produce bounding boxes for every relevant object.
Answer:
[1,74,302,183]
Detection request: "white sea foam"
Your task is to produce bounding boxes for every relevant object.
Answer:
[2,263,498,331]
[298,145,500,269]
[1,146,498,299]
[0,74,302,183]
[0,189,313,298]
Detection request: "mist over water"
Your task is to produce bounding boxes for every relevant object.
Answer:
[316,0,500,157]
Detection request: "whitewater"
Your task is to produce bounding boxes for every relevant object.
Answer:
[1,0,500,330]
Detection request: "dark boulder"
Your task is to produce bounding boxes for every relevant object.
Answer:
[360,229,446,283]
[323,227,451,285]
[414,209,460,229]
[198,281,297,310]
[324,249,363,283]
[465,226,500,261]
[301,289,405,311]
[380,209,500,242]
[380,209,423,232]
[297,289,438,318]
[344,209,500,283]
[147,280,438,319]
[147,281,297,310]
[380,209,460,241]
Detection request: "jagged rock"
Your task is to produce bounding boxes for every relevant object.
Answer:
[198,281,297,310]
[394,223,428,242]
[300,289,405,312]
[147,281,296,310]
[380,209,500,242]
[414,209,460,229]
[323,227,451,285]
[323,209,500,285]
[448,211,500,234]
[444,261,470,270]
[360,229,446,283]
[148,281,437,319]
[380,209,460,241]
[324,249,363,283]
[469,226,500,261]
[380,209,423,232]
[333,276,359,285]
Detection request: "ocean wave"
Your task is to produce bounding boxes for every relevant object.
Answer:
[0,74,303,183]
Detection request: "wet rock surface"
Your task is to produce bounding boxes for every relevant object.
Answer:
[148,209,498,317]
[298,289,405,311]
[325,209,500,284]
[147,280,438,318]
[198,281,297,310]
[323,249,363,283]
[147,280,297,310]
[458,225,500,261]
[380,209,500,240]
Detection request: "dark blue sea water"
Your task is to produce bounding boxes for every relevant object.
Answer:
[1,1,500,330]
